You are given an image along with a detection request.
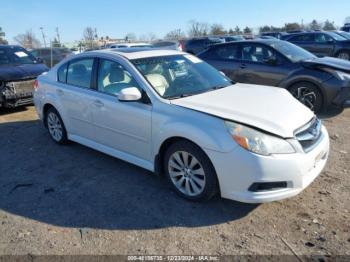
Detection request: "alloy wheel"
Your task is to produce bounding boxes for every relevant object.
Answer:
[168,151,206,197]
[47,112,63,142]
[291,86,317,111]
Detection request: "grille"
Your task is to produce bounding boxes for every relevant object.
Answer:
[295,117,322,152]
[3,79,35,99]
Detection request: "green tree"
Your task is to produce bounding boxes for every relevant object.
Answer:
[323,20,336,31]
[243,26,252,34]
[234,26,242,35]
[308,19,322,30]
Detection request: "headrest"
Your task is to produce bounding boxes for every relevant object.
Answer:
[72,64,87,76]
[109,64,125,83]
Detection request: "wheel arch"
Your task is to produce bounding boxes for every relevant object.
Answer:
[42,103,56,127]
[154,136,214,177]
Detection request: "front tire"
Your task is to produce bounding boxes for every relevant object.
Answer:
[164,141,218,201]
[289,82,323,113]
[45,107,68,144]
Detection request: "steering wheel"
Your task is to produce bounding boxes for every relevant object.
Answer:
[163,74,199,98]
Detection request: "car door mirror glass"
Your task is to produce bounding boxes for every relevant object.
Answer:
[118,87,142,102]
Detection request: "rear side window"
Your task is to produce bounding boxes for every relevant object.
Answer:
[57,63,68,83]
[215,45,240,60]
[289,34,314,42]
[66,58,94,88]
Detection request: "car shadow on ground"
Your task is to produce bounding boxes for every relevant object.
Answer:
[0,120,257,230]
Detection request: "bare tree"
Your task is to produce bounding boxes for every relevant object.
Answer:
[210,23,226,36]
[284,23,301,32]
[165,29,186,40]
[13,30,41,49]
[83,27,97,49]
[188,20,209,37]
[234,26,242,35]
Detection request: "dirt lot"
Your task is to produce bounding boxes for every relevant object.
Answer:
[0,106,349,258]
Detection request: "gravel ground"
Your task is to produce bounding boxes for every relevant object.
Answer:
[0,106,349,258]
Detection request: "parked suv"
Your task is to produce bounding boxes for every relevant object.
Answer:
[341,23,350,32]
[184,37,224,54]
[30,47,73,67]
[198,39,350,112]
[0,45,48,108]
[282,31,350,60]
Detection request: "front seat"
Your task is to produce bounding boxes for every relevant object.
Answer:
[104,64,130,95]
[145,74,169,95]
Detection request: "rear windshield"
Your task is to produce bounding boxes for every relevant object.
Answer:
[0,47,38,65]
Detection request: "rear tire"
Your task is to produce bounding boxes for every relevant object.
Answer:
[45,107,68,144]
[164,140,219,201]
[289,82,323,113]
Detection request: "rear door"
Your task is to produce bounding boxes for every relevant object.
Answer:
[235,43,289,86]
[199,44,241,82]
[55,57,97,140]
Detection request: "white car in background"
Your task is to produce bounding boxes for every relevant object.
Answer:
[106,42,152,49]
[33,49,329,203]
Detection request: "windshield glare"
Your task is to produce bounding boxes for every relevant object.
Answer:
[270,41,316,62]
[132,55,232,99]
[327,32,347,41]
[0,47,37,65]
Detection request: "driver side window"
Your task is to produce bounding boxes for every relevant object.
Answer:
[97,59,141,96]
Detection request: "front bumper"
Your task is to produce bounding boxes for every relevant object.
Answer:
[0,79,35,108]
[205,126,330,203]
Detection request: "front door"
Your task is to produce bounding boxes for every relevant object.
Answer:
[91,58,152,161]
[236,44,288,86]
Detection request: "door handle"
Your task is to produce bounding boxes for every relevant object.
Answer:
[240,64,247,69]
[56,89,64,96]
[93,100,104,108]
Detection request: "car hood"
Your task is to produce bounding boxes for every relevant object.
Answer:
[0,63,49,82]
[171,84,314,138]
[302,57,350,73]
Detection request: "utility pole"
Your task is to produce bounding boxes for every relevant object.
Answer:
[55,27,61,44]
[40,27,47,47]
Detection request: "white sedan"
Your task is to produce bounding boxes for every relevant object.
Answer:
[33,49,329,203]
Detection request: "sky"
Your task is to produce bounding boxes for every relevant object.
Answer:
[1,0,350,45]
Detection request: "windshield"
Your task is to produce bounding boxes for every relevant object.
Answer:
[132,54,233,99]
[327,32,347,41]
[0,47,38,65]
[269,41,316,62]
[337,31,350,40]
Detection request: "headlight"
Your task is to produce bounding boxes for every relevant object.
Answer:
[324,68,350,81]
[225,121,296,156]
[334,70,350,81]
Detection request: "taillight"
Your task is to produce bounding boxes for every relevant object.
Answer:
[179,42,184,51]
[33,79,39,90]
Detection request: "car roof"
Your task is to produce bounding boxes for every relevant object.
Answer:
[211,39,281,46]
[89,48,186,60]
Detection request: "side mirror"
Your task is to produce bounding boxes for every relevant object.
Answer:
[118,87,142,102]
[36,57,44,64]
